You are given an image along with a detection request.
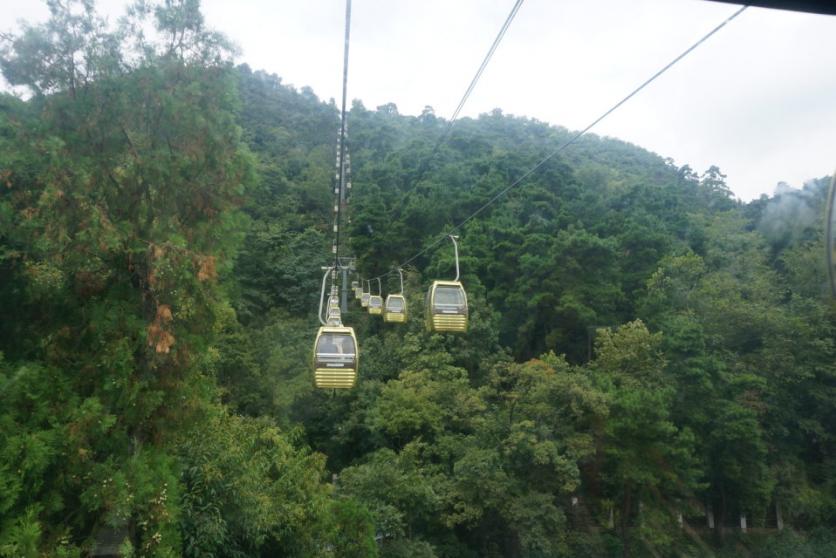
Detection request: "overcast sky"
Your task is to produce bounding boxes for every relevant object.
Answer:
[2,0,835,200]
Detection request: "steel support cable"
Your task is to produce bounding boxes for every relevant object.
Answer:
[334,0,352,274]
[441,0,524,144]
[370,4,749,282]
[402,0,525,200]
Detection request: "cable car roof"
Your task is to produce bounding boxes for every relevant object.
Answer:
[318,325,355,333]
[431,280,465,287]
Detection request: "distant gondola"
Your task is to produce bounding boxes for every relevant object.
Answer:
[361,280,371,307]
[368,278,383,315]
[384,268,408,323]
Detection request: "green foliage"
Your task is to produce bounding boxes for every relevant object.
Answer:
[327,498,379,558]
[592,321,701,555]
[177,410,331,557]
[0,2,328,555]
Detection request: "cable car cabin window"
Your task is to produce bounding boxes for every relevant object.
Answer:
[434,286,465,310]
[387,297,404,311]
[315,334,356,367]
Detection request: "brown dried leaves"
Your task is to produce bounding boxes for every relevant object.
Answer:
[196,255,216,282]
[147,303,175,354]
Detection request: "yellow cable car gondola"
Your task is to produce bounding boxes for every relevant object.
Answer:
[361,280,371,307]
[384,268,408,323]
[426,235,468,333]
[368,277,383,315]
[327,305,342,323]
[354,277,363,300]
[313,267,359,389]
[313,326,358,389]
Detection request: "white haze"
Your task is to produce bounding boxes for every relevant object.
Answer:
[2,0,836,201]
[759,178,829,242]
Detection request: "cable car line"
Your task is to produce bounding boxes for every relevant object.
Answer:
[367,4,748,283]
[439,0,524,148]
[333,0,352,272]
[404,0,525,197]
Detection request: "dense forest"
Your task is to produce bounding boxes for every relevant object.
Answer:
[1,2,834,557]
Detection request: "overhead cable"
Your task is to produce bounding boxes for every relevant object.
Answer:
[370,4,749,281]
[407,0,525,191]
[333,0,352,273]
[440,0,525,144]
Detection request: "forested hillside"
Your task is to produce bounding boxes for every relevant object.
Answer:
[1,2,834,557]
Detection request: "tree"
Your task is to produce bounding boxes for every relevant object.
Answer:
[591,321,701,557]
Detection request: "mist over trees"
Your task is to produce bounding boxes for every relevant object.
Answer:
[1,2,833,557]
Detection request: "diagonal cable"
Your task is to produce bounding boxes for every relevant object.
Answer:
[404,0,525,196]
[439,0,525,146]
[370,4,749,281]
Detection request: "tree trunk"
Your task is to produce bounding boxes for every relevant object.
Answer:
[620,486,632,558]
[776,500,783,530]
